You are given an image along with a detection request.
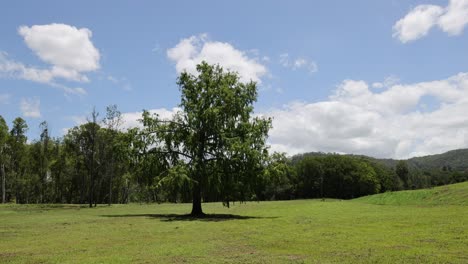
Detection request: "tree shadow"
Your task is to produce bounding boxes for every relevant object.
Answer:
[3,204,87,212]
[100,213,277,222]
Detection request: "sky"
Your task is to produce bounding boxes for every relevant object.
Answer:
[1,0,468,159]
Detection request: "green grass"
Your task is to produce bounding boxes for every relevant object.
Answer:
[0,185,467,263]
[354,181,468,206]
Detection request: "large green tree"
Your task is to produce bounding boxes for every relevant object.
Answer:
[143,62,271,216]
[0,116,9,203]
[38,121,51,202]
[8,117,28,203]
[102,105,123,205]
[396,160,409,188]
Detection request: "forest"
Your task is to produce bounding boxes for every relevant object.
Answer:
[1,63,467,210]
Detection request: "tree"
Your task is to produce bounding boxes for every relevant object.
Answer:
[85,109,100,208]
[295,156,324,199]
[103,105,123,205]
[8,118,28,203]
[396,160,409,189]
[143,62,271,216]
[0,116,9,203]
[39,121,51,202]
[261,152,295,200]
[50,138,66,203]
[65,109,102,207]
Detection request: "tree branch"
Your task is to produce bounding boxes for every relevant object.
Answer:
[147,149,193,160]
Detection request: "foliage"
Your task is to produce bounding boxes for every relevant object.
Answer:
[259,152,296,200]
[294,155,381,199]
[141,62,271,214]
[396,160,409,188]
[0,115,9,203]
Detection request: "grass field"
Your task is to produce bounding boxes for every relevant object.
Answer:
[355,181,468,206]
[1,183,467,263]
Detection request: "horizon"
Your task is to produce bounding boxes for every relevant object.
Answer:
[1,1,468,159]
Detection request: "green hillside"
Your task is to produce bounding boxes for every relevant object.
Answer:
[292,148,468,171]
[408,149,468,171]
[354,181,468,206]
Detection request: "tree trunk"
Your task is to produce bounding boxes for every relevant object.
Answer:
[89,171,94,208]
[108,158,114,206]
[191,131,206,217]
[108,176,112,205]
[190,182,203,216]
[1,163,5,203]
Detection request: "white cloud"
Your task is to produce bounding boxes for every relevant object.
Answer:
[113,72,468,159]
[392,5,443,43]
[167,34,267,83]
[264,72,468,159]
[393,0,468,43]
[18,23,100,78]
[20,97,41,118]
[0,53,87,95]
[279,53,318,73]
[0,23,100,95]
[438,0,468,35]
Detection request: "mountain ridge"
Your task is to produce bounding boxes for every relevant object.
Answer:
[291,148,468,172]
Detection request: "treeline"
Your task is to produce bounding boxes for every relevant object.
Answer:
[1,109,467,205]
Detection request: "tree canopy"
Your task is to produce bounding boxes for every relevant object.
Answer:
[141,62,271,215]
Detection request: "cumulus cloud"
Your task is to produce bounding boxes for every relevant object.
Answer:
[438,0,468,35]
[18,24,100,79]
[110,73,468,159]
[265,72,468,159]
[393,0,468,43]
[392,5,444,43]
[20,97,41,118]
[0,53,87,95]
[279,53,318,73]
[167,34,267,83]
[0,23,100,95]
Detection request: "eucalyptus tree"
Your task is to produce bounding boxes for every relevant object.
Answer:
[64,110,101,206]
[102,105,123,205]
[0,116,8,203]
[142,62,271,216]
[8,117,28,203]
[50,138,67,203]
[85,109,100,207]
[38,121,51,202]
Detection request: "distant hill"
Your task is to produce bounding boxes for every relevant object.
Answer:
[291,148,468,172]
[407,149,468,171]
[353,181,468,206]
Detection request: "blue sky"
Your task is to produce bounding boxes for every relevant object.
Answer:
[1,0,468,158]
